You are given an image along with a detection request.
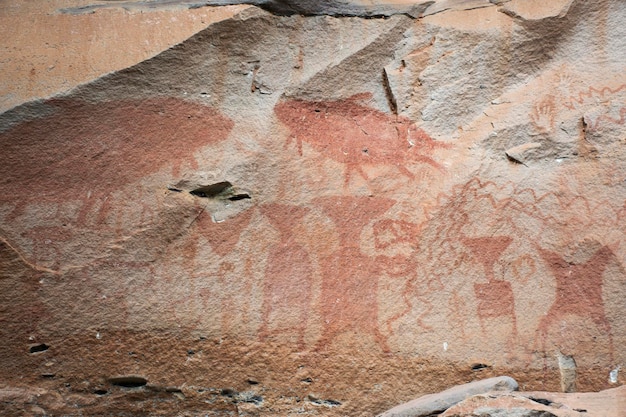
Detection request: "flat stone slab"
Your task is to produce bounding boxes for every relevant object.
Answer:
[441,385,626,417]
[378,376,519,417]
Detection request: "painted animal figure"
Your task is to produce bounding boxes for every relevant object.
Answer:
[274,93,449,186]
[536,245,616,360]
[0,97,233,225]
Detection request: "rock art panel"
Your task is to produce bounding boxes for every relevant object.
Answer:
[0,97,234,225]
[527,78,626,153]
[390,177,626,365]
[275,94,449,186]
[20,226,73,270]
[564,83,626,132]
[164,207,256,333]
[0,239,50,339]
[2,1,626,414]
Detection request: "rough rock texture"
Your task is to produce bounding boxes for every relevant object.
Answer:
[61,0,493,18]
[441,385,626,417]
[1,0,625,415]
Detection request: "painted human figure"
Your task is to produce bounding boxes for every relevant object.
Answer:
[172,208,254,334]
[258,204,312,348]
[313,196,396,352]
[461,236,518,336]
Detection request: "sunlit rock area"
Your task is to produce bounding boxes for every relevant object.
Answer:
[1,0,625,415]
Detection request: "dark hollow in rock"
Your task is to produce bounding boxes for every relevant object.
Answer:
[528,397,554,406]
[108,376,148,388]
[190,181,233,198]
[29,343,49,353]
[244,395,263,405]
[471,363,491,371]
[308,395,341,407]
[228,193,251,201]
[221,388,238,397]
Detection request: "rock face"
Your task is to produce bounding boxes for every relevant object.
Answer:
[0,0,248,112]
[1,0,625,415]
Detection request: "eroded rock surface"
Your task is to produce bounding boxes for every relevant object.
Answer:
[1,0,625,415]
[441,385,626,417]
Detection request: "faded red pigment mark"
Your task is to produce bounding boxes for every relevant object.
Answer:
[535,244,617,359]
[461,236,518,336]
[77,259,157,329]
[274,93,449,186]
[0,240,49,337]
[373,219,420,250]
[563,83,626,130]
[258,204,312,348]
[563,84,626,111]
[0,97,234,224]
[189,209,254,333]
[313,196,395,352]
[194,209,254,258]
[370,219,429,334]
[20,226,73,270]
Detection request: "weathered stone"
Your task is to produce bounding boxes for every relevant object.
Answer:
[0,1,249,112]
[441,393,584,417]
[1,0,625,415]
[59,0,493,18]
[557,352,577,393]
[505,142,543,165]
[378,376,519,416]
[441,385,626,417]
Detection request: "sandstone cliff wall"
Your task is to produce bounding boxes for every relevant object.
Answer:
[1,0,624,415]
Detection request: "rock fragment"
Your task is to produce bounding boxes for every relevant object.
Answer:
[378,376,518,417]
[505,142,542,165]
[441,385,626,417]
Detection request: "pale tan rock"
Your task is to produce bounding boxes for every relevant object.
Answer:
[500,0,575,20]
[441,392,586,417]
[379,377,519,416]
[442,386,626,417]
[0,1,249,112]
[557,352,577,393]
[519,386,626,417]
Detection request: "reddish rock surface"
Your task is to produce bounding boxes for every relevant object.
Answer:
[0,0,625,415]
